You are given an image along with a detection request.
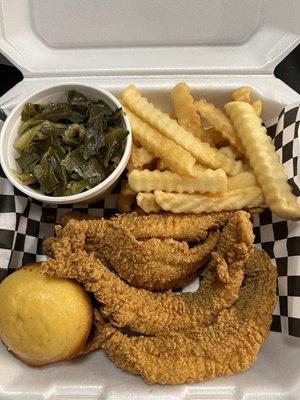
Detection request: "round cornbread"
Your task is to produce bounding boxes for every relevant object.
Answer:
[0,263,92,366]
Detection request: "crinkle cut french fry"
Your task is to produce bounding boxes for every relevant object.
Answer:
[226,159,244,177]
[122,85,239,175]
[117,194,136,213]
[155,161,223,176]
[136,193,161,213]
[154,187,264,214]
[156,160,212,174]
[128,168,227,194]
[225,101,300,220]
[194,163,210,173]
[231,86,252,103]
[131,143,155,168]
[204,127,228,147]
[219,146,240,160]
[116,182,136,213]
[241,161,251,172]
[231,86,262,116]
[156,159,168,171]
[251,100,262,117]
[195,99,244,154]
[171,82,213,144]
[126,158,135,173]
[121,182,136,197]
[124,107,196,177]
[228,171,258,190]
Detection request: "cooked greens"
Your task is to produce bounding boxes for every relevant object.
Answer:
[14,90,128,196]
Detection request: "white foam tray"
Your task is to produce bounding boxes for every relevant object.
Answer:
[1,332,299,400]
[0,0,300,398]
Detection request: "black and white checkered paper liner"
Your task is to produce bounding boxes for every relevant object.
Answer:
[0,103,299,337]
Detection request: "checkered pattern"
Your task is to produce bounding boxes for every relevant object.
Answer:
[0,104,299,337]
[251,103,300,337]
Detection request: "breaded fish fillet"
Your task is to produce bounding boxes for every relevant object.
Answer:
[59,210,257,241]
[45,218,220,291]
[86,223,220,290]
[42,211,253,335]
[45,210,257,291]
[99,249,276,384]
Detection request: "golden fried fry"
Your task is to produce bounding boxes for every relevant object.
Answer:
[231,86,252,103]
[116,182,136,213]
[251,100,262,117]
[125,158,135,172]
[154,160,225,176]
[120,181,136,197]
[231,86,262,116]
[195,99,244,154]
[228,171,258,190]
[226,159,244,176]
[154,186,264,214]
[225,101,300,220]
[123,86,240,175]
[116,194,135,213]
[204,127,229,147]
[171,82,213,144]
[194,163,209,173]
[131,143,155,168]
[128,168,227,194]
[241,161,251,172]
[136,193,161,213]
[157,158,242,178]
[124,107,196,177]
[219,145,240,160]
[156,159,168,171]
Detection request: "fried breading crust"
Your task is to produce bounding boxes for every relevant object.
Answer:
[99,249,276,384]
[59,210,239,241]
[86,223,220,290]
[42,211,253,335]
[46,219,220,291]
[48,210,259,290]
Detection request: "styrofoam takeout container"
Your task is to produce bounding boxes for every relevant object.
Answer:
[0,0,299,398]
[0,83,132,204]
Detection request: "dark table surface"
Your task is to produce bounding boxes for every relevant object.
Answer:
[0,45,299,97]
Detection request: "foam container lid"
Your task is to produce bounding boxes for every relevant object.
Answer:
[0,0,299,76]
[0,0,299,399]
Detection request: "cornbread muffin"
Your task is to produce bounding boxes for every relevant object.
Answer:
[0,263,92,366]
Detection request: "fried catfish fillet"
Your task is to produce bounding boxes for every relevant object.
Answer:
[42,211,253,335]
[99,249,276,384]
[44,210,252,291]
[59,209,259,241]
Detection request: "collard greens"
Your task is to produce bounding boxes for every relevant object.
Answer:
[14,90,128,196]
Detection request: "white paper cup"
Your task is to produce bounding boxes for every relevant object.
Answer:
[0,83,132,204]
